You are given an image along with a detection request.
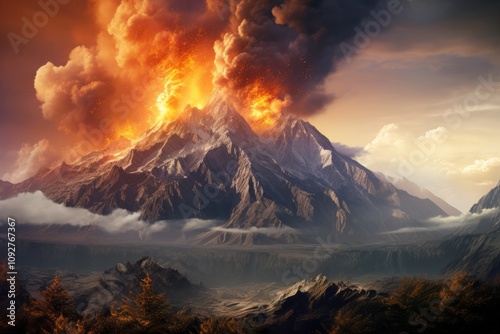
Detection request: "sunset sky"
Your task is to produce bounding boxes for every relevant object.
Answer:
[0,0,499,212]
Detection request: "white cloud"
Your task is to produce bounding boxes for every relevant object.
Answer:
[461,158,500,174]
[182,219,217,232]
[477,180,496,186]
[2,139,59,183]
[363,123,405,153]
[358,123,449,179]
[381,208,499,234]
[211,226,298,236]
[418,127,448,141]
[0,191,167,238]
[355,122,500,212]
[331,142,364,158]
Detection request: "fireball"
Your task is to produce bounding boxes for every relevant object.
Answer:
[245,82,291,130]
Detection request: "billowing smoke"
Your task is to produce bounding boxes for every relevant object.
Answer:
[34,0,385,159]
[213,0,385,126]
[35,46,115,137]
[34,0,224,159]
[2,139,59,183]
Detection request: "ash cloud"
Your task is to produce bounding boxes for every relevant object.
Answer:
[2,139,59,183]
[33,0,386,159]
[34,0,224,156]
[35,46,115,136]
[213,0,386,118]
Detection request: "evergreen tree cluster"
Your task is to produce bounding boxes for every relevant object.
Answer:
[3,260,498,334]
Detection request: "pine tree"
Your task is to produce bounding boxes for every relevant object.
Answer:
[330,305,374,334]
[112,274,174,333]
[436,272,491,331]
[52,314,86,334]
[22,275,78,334]
[198,317,242,334]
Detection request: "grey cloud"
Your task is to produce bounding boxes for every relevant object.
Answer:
[211,226,298,236]
[182,219,218,232]
[214,0,388,118]
[332,142,365,158]
[381,207,499,234]
[376,0,500,57]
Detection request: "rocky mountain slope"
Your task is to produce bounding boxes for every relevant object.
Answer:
[257,275,379,333]
[470,181,500,215]
[378,174,461,216]
[454,180,500,235]
[0,94,447,244]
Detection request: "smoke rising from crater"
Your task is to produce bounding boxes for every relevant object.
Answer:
[34,0,385,155]
[213,0,386,124]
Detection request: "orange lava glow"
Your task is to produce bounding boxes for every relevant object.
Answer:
[116,123,137,140]
[153,54,213,126]
[119,44,288,135]
[155,68,184,124]
[245,82,291,130]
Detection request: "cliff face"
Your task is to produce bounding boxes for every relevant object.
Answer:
[470,181,500,214]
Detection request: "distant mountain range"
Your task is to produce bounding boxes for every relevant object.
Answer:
[0,94,451,244]
[377,174,461,216]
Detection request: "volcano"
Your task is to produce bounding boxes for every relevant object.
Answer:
[0,94,447,244]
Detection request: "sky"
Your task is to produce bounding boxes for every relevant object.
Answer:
[311,0,500,211]
[0,0,499,212]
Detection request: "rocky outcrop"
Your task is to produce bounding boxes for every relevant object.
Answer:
[262,275,379,333]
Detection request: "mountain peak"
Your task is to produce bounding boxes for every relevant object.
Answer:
[470,180,500,213]
[267,114,336,152]
[266,275,377,333]
[168,92,257,143]
[380,174,461,216]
